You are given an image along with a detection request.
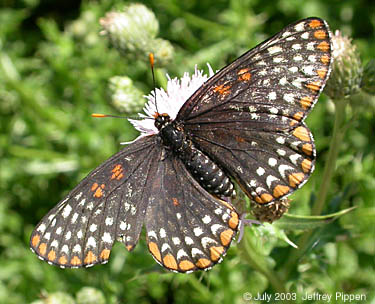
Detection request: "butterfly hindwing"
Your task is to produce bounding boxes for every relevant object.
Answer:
[145,155,239,272]
[30,136,159,268]
[180,17,332,204]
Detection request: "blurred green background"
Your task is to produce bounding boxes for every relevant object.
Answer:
[1,0,374,303]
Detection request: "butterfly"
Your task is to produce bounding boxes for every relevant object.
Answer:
[30,17,332,273]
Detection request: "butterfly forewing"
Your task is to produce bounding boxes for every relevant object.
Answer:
[180,17,332,204]
[30,136,158,267]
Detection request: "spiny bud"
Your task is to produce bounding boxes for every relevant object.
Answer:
[325,30,362,100]
[361,59,375,95]
[109,76,144,113]
[100,4,173,66]
[250,199,290,223]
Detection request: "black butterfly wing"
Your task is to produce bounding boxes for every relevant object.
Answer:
[144,153,239,272]
[30,135,160,268]
[30,134,239,271]
[178,17,332,204]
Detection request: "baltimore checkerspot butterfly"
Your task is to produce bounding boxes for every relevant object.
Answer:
[30,17,332,272]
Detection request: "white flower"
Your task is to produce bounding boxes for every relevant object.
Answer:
[124,64,215,144]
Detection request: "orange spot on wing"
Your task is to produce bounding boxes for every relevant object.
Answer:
[220,229,234,246]
[317,41,330,52]
[91,183,99,191]
[309,19,322,29]
[300,96,313,110]
[93,188,103,198]
[320,54,330,65]
[213,84,231,97]
[235,136,245,143]
[228,211,239,229]
[302,143,313,156]
[148,242,161,262]
[111,164,124,180]
[255,193,274,204]
[238,68,252,81]
[317,68,327,79]
[59,256,68,265]
[314,30,327,39]
[84,251,97,264]
[293,126,310,141]
[210,246,224,262]
[100,249,111,260]
[301,159,312,173]
[273,185,290,198]
[172,198,179,206]
[31,234,41,247]
[179,260,195,271]
[93,184,105,198]
[196,258,212,269]
[70,256,82,266]
[288,172,305,188]
[39,243,47,256]
[293,112,304,121]
[163,254,178,270]
[47,250,56,262]
[306,81,321,92]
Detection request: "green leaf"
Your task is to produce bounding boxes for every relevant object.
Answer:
[274,207,357,230]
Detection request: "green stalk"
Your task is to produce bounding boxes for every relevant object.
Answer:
[312,99,347,215]
[238,231,286,294]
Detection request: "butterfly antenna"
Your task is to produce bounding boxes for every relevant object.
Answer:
[91,113,153,120]
[149,53,159,114]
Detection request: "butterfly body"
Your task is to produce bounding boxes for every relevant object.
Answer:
[156,113,235,197]
[30,17,332,272]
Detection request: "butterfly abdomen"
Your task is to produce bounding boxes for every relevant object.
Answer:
[157,116,234,197]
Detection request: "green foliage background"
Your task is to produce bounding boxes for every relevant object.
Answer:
[0,0,374,303]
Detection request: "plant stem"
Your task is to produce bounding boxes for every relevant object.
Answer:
[238,230,286,294]
[311,100,347,215]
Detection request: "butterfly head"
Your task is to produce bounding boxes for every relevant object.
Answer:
[154,112,172,130]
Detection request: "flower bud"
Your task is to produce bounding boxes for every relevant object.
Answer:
[109,76,144,113]
[361,59,375,95]
[100,4,173,66]
[325,30,362,100]
[250,199,290,223]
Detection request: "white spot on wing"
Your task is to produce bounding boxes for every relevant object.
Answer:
[267,45,283,54]
[101,232,112,243]
[159,228,166,238]
[191,248,204,257]
[177,249,188,260]
[268,92,277,100]
[185,236,194,245]
[256,167,265,176]
[279,165,295,178]
[268,158,277,166]
[266,175,279,188]
[289,154,301,165]
[294,22,305,32]
[193,227,204,237]
[73,244,81,253]
[37,224,47,233]
[161,243,171,252]
[89,224,97,232]
[62,205,72,218]
[65,231,71,240]
[105,217,114,226]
